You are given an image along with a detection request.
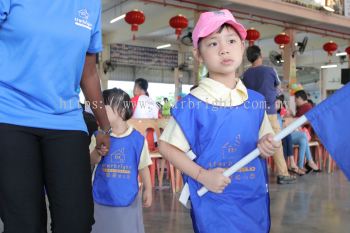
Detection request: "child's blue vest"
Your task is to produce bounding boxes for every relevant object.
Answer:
[172,90,270,233]
[93,129,144,207]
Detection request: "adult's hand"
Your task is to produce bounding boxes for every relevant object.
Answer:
[95,133,110,156]
[81,53,111,155]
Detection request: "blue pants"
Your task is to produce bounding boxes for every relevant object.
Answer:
[291,131,313,168]
[282,134,293,158]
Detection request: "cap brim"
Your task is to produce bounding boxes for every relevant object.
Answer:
[197,19,247,42]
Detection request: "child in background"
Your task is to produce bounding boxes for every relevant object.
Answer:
[91,88,152,233]
[159,9,280,233]
[162,97,172,117]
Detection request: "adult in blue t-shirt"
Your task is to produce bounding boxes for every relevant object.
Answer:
[0,1,111,232]
[243,45,296,185]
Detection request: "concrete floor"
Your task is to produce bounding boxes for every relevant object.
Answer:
[1,171,350,233]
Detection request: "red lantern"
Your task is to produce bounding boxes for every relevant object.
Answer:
[125,10,145,40]
[323,41,338,56]
[274,32,290,49]
[345,46,350,57]
[246,28,260,46]
[169,15,188,39]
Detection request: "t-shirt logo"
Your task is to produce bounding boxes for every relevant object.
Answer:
[74,9,92,30]
[79,9,89,20]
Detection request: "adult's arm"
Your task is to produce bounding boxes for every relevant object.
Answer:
[81,53,110,152]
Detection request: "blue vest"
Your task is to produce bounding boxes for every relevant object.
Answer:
[172,91,270,233]
[93,129,144,207]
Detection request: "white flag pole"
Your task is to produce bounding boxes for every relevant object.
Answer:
[197,116,308,197]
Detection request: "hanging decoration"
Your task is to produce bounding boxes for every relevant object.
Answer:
[289,83,304,96]
[169,15,188,39]
[323,41,338,56]
[345,46,350,58]
[124,9,145,40]
[246,28,260,46]
[274,32,290,49]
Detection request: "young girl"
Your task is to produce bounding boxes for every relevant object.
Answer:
[91,88,152,233]
[276,95,305,175]
[159,9,280,233]
[276,95,320,174]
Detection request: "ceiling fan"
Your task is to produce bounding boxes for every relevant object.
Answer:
[293,36,308,57]
[103,60,115,74]
[180,29,193,46]
[269,50,284,67]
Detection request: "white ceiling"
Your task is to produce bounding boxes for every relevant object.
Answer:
[100,0,350,69]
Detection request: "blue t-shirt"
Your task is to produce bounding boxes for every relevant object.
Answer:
[243,66,280,115]
[0,0,102,131]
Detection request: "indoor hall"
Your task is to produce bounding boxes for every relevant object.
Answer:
[1,0,350,232]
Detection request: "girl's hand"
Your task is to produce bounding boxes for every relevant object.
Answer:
[142,188,152,208]
[96,145,108,156]
[258,133,281,159]
[198,168,231,194]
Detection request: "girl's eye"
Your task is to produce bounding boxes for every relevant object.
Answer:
[208,42,217,47]
[229,39,237,44]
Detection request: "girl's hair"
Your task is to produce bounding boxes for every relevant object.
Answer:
[294,90,308,101]
[197,23,241,49]
[276,94,285,102]
[276,94,286,114]
[102,88,133,121]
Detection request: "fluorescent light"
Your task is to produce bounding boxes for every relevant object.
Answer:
[110,14,126,24]
[321,64,337,69]
[336,52,347,57]
[322,5,335,12]
[156,44,171,49]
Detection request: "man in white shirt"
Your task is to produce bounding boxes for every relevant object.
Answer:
[131,78,159,119]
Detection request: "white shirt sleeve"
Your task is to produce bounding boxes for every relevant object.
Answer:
[159,117,190,152]
[138,139,153,170]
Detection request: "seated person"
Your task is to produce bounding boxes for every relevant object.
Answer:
[276,95,319,174]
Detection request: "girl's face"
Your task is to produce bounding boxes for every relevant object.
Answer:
[105,105,123,125]
[295,96,304,107]
[193,26,245,78]
[275,99,282,111]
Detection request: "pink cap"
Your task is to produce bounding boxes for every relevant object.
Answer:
[192,9,247,48]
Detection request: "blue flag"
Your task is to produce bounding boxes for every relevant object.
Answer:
[305,83,350,180]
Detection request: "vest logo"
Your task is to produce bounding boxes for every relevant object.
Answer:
[110,148,126,164]
[75,9,92,30]
[221,134,241,160]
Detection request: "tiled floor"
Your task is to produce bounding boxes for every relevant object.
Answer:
[1,171,350,233]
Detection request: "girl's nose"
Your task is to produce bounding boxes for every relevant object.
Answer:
[219,47,230,55]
